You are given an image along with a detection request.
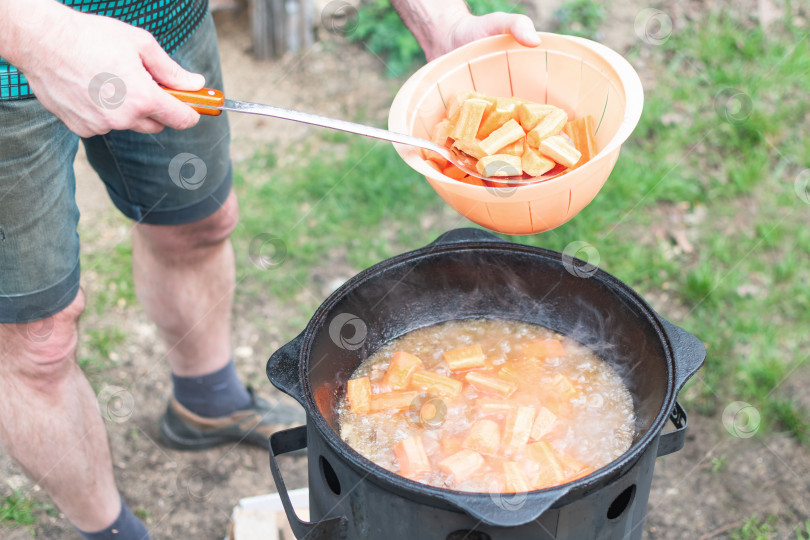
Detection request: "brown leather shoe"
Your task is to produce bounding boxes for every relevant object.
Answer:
[159,387,304,450]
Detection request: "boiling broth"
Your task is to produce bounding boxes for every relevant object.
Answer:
[338,318,634,493]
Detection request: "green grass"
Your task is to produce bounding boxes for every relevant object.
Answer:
[0,491,39,533]
[732,514,777,540]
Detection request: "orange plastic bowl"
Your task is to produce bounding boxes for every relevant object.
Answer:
[388,33,644,235]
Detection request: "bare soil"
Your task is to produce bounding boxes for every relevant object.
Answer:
[2,4,809,539]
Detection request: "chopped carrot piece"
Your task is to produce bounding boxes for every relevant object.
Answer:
[452,138,487,160]
[503,406,536,452]
[410,369,463,397]
[502,461,531,493]
[445,90,486,119]
[475,397,516,415]
[430,118,453,147]
[495,137,525,157]
[462,419,501,456]
[526,108,568,147]
[440,436,463,457]
[438,449,485,483]
[476,154,522,177]
[444,344,486,371]
[369,390,419,412]
[530,406,557,441]
[539,135,582,169]
[477,100,519,139]
[456,175,487,187]
[521,146,556,176]
[421,149,448,168]
[525,441,566,489]
[442,164,468,181]
[346,377,371,414]
[394,435,432,478]
[551,373,577,397]
[518,103,557,131]
[555,451,590,480]
[465,371,517,398]
[522,339,566,360]
[479,119,526,156]
[562,115,597,168]
[382,351,423,390]
[450,98,491,141]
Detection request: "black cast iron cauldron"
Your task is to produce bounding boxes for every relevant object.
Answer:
[266,228,705,540]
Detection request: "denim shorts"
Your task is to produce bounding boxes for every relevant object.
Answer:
[0,12,232,323]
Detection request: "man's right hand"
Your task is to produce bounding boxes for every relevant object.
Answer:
[0,0,204,137]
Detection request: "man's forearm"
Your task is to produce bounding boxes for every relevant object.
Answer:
[389,0,470,60]
[0,0,70,70]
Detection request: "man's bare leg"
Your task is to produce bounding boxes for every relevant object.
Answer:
[0,291,122,532]
[131,190,238,378]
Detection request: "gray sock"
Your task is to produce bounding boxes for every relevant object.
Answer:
[171,358,252,417]
[78,496,149,540]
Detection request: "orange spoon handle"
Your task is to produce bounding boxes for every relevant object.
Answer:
[163,87,225,116]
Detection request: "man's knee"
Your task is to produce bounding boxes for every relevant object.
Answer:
[0,291,85,390]
[136,190,239,254]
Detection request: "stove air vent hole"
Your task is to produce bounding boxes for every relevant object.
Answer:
[319,455,341,496]
[446,531,492,540]
[607,484,636,520]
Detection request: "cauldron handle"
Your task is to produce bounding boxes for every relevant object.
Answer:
[439,485,571,527]
[656,401,688,457]
[660,318,706,391]
[267,332,307,407]
[430,227,502,246]
[269,426,349,539]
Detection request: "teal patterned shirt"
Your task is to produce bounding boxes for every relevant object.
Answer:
[0,0,207,100]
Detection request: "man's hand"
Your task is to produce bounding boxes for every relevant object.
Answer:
[390,0,541,62]
[0,0,203,137]
[440,11,541,60]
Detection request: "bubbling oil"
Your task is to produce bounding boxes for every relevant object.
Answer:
[338,318,635,493]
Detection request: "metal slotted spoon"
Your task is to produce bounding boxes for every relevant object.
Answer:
[164,87,557,185]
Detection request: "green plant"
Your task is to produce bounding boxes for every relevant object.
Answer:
[0,490,39,532]
[554,0,606,40]
[348,0,527,77]
[795,519,810,540]
[709,454,727,473]
[732,514,777,540]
